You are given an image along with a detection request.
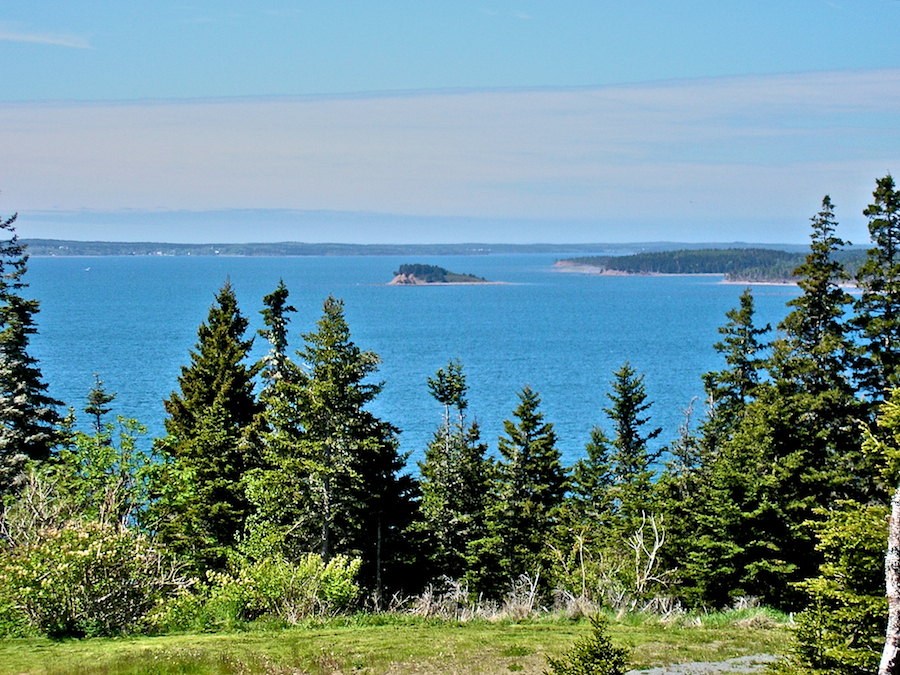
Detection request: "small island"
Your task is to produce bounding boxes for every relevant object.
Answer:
[389,263,490,285]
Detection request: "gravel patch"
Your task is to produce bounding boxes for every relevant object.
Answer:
[627,653,779,675]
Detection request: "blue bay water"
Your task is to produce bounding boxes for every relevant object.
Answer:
[26,254,802,470]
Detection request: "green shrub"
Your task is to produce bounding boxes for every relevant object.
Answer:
[148,553,362,631]
[792,501,887,674]
[0,521,176,637]
[544,615,630,675]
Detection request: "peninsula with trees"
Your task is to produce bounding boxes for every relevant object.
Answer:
[558,246,867,282]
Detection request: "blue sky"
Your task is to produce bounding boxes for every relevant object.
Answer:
[1,1,898,243]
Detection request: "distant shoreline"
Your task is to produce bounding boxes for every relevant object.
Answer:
[554,261,803,285]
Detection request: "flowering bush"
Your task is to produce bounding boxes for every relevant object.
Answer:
[0,521,178,637]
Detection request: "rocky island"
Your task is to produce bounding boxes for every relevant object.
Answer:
[389,263,490,285]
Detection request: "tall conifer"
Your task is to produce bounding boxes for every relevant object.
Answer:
[472,386,566,595]
[0,211,60,494]
[418,360,491,580]
[298,296,415,601]
[855,174,900,398]
[151,280,260,571]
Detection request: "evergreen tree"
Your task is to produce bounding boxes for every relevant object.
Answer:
[150,280,261,572]
[700,288,770,444]
[297,296,415,600]
[472,386,566,595]
[673,201,865,609]
[257,279,299,385]
[774,195,855,395]
[418,360,492,580]
[0,211,60,495]
[572,363,661,529]
[84,374,116,438]
[243,281,310,560]
[855,174,900,399]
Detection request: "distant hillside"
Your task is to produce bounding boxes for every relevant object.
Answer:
[390,264,488,284]
[22,238,813,258]
[22,239,630,257]
[560,248,867,282]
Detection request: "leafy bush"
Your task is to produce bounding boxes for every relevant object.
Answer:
[544,615,630,675]
[149,553,362,631]
[0,521,178,637]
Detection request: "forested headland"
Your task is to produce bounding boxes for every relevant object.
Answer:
[2,176,900,675]
[561,246,868,282]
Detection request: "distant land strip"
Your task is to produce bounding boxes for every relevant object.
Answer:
[558,247,868,282]
[22,239,814,258]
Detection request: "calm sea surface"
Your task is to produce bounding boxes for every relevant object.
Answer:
[26,254,802,469]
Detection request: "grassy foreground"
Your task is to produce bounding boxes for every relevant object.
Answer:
[0,612,792,675]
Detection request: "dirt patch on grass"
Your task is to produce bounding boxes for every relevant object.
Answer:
[627,653,779,674]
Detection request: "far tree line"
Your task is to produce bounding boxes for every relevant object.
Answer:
[1,176,900,674]
[565,245,868,282]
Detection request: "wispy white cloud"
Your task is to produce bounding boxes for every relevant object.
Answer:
[0,23,91,49]
[514,12,533,19]
[0,69,897,242]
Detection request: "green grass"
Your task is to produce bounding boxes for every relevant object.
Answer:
[0,612,793,675]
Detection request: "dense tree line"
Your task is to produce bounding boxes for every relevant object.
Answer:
[565,246,867,282]
[2,177,900,674]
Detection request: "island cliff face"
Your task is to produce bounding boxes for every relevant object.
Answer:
[389,264,489,285]
[389,272,429,285]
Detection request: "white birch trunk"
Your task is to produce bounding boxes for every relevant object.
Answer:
[879,483,900,675]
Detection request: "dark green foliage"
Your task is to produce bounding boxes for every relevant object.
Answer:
[667,199,871,610]
[418,360,492,580]
[567,247,866,282]
[84,374,116,437]
[854,174,900,398]
[544,615,630,675]
[0,211,60,495]
[294,296,416,599]
[151,281,261,572]
[471,386,567,595]
[793,502,887,674]
[775,196,855,396]
[701,288,770,440]
[394,263,486,283]
[243,281,309,561]
[662,293,770,604]
[567,248,802,279]
[572,363,661,530]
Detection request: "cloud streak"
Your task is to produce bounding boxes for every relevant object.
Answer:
[0,69,897,242]
[0,24,91,49]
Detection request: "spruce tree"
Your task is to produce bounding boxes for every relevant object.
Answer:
[151,280,261,572]
[572,363,662,530]
[297,296,415,600]
[418,360,491,580]
[472,386,566,595]
[0,211,60,495]
[84,374,116,438]
[775,195,854,395]
[855,174,900,399]
[243,281,311,560]
[258,279,299,385]
[701,288,770,444]
[676,200,865,609]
